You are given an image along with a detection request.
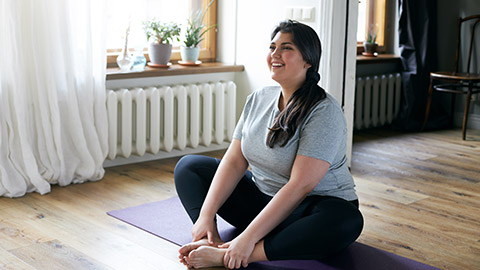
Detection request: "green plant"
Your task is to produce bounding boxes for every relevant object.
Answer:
[143,20,181,44]
[183,0,216,48]
[366,24,378,44]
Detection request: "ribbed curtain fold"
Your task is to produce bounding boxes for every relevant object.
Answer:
[393,0,449,131]
[0,0,108,197]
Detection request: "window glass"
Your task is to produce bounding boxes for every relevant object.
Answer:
[106,0,200,51]
[357,0,386,46]
[357,0,367,42]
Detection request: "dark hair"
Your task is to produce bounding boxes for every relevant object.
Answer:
[266,20,327,148]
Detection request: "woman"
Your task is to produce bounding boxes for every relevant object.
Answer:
[174,20,363,269]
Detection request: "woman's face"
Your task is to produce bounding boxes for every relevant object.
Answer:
[267,32,310,87]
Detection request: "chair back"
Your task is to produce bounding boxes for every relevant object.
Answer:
[454,14,480,74]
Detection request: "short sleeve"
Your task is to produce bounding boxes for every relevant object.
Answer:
[297,99,346,165]
[233,92,254,140]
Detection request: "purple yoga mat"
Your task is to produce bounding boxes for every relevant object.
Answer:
[107,196,440,270]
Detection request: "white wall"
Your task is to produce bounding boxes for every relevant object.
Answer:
[218,0,358,164]
[108,0,357,128]
[106,0,359,165]
[219,0,351,116]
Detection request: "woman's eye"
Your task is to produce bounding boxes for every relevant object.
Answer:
[269,45,293,52]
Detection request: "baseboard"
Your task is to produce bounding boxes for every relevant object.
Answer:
[103,142,230,168]
[453,113,480,130]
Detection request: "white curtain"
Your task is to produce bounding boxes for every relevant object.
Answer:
[0,0,108,197]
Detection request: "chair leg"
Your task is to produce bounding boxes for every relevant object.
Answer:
[422,78,434,131]
[462,88,472,140]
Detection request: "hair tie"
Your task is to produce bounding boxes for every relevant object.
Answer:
[307,70,320,84]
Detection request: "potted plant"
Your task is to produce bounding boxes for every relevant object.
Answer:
[143,20,181,65]
[180,0,216,63]
[363,24,378,56]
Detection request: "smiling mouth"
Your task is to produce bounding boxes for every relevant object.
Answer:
[271,63,284,68]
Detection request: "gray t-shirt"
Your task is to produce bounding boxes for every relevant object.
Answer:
[233,86,357,201]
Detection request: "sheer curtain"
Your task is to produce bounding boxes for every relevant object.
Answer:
[0,0,108,197]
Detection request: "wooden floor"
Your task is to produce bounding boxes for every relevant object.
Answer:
[0,128,479,270]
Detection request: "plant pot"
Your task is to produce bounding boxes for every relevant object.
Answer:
[148,43,172,65]
[363,42,378,56]
[180,46,200,63]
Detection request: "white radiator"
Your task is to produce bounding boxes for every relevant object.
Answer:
[106,81,236,160]
[354,73,402,130]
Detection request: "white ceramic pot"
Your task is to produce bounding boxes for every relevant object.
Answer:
[180,46,200,63]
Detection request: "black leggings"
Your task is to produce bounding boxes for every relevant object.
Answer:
[174,155,364,261]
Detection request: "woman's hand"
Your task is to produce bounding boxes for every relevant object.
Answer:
[190,139,248,245]
[191,215,217,244]
[218,234,256,269]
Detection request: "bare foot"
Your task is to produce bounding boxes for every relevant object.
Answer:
[178,239,210,263]
[178,238,224,266]
[186,245,227,269]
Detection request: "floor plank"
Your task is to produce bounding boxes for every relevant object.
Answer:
[352,128,480,270]
[0,128,478,270]
[355,175,430,204]
[0,247,36,270]
[9,240,112,270]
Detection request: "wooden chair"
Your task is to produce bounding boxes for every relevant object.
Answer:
[422,14,480,140]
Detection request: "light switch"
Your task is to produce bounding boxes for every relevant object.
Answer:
[302,7,314,21]
[293,8,302,20]
[286,6,315,22]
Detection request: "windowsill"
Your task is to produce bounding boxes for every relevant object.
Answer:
[106,62,245,80]
[356,54,401,64]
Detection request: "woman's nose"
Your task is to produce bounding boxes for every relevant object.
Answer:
[271,48,280,58]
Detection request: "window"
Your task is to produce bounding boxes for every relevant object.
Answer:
[106,0,216,67]
[357,0,387,53]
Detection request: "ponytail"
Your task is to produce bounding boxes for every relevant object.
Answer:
[266,70,326,147]
[266,20,325,148]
